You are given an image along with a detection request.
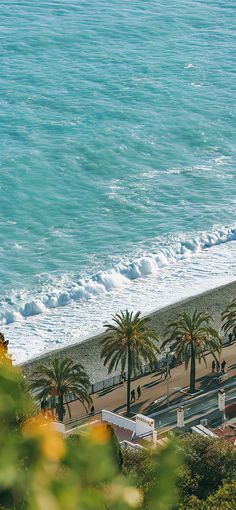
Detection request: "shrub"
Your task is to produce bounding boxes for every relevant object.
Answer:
[178,434,236,501]
[0,361,179,510]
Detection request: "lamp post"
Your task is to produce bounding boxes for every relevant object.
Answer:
[218,389,226,426]
[177,406,185,428]
[165,347,171,408]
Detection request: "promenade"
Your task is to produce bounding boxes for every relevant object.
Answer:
[65,342,236,426]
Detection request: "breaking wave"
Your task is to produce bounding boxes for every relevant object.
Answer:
[1,224,236,325]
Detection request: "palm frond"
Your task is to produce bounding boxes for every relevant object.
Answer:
[101,309,160,375]
[30,356,91,414]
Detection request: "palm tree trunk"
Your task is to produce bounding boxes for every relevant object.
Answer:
[66,401,72,419]
[57,395,64,422]
[190,343,196,392]
[127,343,131,416]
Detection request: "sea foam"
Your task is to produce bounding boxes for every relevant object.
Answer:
[0,224,235,326]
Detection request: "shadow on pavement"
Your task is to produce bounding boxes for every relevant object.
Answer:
[142,377,166,390]
[97,385,123,398]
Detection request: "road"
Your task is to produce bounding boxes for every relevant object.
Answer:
[152,383,236,430]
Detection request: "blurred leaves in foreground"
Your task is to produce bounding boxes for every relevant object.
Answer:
[0,361,180,510]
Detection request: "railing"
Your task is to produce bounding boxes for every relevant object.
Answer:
[65,353,175,405]
[87,334,231,397]
[38,335,233,410]
[65,411,102,431]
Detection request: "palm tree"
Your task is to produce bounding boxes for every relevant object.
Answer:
[162,310,221,393]
[101,310,159,416]
[222,299,236,336]
[31,357,92,422]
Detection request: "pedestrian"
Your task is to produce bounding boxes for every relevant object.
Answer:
[123,371,126,382]
[229,332,233,343]
[90,405,95,415]
[164,364,171,379]
[137,385,141,399]
[119,372,123,384]
[130,389,135,403]
[212,360,216,373]
[221,359,226,374]
[216,360,220,373]
[160,361,166,379]
[160,365,165,379]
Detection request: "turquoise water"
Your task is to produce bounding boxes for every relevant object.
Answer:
[0,1,236,360]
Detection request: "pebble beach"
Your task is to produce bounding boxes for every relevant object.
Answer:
[21,280,236,383]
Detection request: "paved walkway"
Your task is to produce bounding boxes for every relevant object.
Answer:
[65,342,236,425]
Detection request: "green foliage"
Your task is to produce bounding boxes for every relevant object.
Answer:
[122,440,182,509]
[0,362,180,510]
[0,333,12,367]
[122,448,155,496]
[222,298,236,334]
[202,481,236,510]
[123,433,236,510]
[30,356,92,421]
[147,440,181,510]
[109,425,123,469]
[0,364,36,509]
[101,310,159,414]
[177,434,236,504]
[162,310,221,391]
[101,310,159,375]
[179,481,236,510]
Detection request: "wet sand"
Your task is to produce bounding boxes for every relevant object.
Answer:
[21,280,236,383]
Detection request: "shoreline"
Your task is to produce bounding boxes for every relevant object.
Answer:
[21,279,236,383]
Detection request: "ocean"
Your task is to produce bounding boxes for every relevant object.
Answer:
[0,0,235,362]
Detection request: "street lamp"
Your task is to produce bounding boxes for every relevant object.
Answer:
[177,406,185,428]
[165,347,171,408]
[218,389,226,426]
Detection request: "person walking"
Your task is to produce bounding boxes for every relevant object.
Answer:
[90,405,95,415]
[130,389,135,403]
[137,385,141,399]
[212,360,216,373]
[160,365,165,379]
[221,359,226,373]
[216,360,220,373]
[165,364,171,379]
